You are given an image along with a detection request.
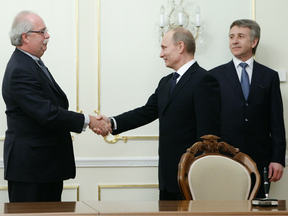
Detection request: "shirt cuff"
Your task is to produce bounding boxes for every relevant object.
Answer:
[110,117,117,130]
[83,114,90,131]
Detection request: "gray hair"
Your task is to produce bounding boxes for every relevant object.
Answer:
[10,10,36,46]
[171,27,196,55]
[230,19,261,55]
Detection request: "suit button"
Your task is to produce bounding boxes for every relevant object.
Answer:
[245,118,249,121]
[246,103,248,106]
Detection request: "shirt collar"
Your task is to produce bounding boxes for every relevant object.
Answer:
[233,56,254,69]
[17,48,40,62]
[176,59,196,76]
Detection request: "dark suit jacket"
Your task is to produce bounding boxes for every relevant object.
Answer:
[112,62,221,193]
[2,48,84,183]
[210,60,286,170]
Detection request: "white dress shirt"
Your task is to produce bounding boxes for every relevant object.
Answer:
[175,59,196,83]
[233,56,254,84]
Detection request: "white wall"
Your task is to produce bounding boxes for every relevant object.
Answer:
[0,0,287,202]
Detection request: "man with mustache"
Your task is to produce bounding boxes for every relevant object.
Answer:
[2,11,111,202]
[210,19,286,198]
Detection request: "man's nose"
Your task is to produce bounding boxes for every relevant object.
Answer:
[232,38,238,44]
[45,32,50,38]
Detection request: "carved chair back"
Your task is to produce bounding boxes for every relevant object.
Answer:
[178,135,260,200]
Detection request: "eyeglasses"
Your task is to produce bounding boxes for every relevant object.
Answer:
[27,29,49,36]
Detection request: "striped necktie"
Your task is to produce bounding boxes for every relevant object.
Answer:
[239,62,249,100]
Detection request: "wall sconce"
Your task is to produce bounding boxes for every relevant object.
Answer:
[155,0,204,43]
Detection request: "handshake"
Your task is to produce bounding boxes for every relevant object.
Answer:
[88,115,112,136]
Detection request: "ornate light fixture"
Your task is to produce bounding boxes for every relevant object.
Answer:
[155,0,204,43]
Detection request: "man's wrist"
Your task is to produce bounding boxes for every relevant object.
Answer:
[109,117,115,130]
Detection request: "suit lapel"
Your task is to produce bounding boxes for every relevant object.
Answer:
[164,74,173,98]
[163,62,198,112]
[36,65,67,99]
[37,66,54,86]
[46,68,66,97]
[222,61,246,101]
[249,61,264,100]
[172,62,199,95]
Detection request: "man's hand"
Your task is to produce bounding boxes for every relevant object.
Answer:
[91,115,111,136]
[89,115,111,136]
[268,162,284,182]
[96,114,110,124]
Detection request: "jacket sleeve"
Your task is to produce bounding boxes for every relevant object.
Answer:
[9,67,84,133]
[112,85,160,135]
[270,72,286,166]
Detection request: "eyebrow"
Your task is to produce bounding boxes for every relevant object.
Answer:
[229,33,245,36]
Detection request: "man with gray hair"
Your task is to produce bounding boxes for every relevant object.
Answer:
[210,19,286,198]
[2,11,110,202]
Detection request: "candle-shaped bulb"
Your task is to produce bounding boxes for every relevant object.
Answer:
[195,5,201,27]
[178,5,183,26]
[160,5,165,27]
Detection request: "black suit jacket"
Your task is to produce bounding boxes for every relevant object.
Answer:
[112,62,221,193]
[210,60,286,170]
[2,48,84,183]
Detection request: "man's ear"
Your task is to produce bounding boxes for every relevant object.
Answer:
[178,41,185,53]
[22,33,29,44]
[251,37,259,49]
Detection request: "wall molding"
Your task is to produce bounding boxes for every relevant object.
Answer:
[0,157,158,168]
[0,155,287,168]
[75,157,159,167]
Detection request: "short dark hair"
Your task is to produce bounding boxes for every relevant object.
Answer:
[230,19,260,55]
[171,27,195,55]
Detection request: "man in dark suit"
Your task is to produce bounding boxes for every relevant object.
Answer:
[210,19,286,198]
[2,11,110,202]
[96,27,221,200]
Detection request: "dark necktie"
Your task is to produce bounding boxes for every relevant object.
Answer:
[170,72,180,94]
[239,62,249,100]
[38,59,53,83]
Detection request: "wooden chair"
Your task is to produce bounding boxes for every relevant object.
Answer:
[178,134,260,200]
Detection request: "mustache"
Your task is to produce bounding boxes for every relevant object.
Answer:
[43,39,49,45]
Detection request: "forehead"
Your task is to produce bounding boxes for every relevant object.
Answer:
[161,31,174,45]
[229,26,251,35]
[27,14,46,29]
